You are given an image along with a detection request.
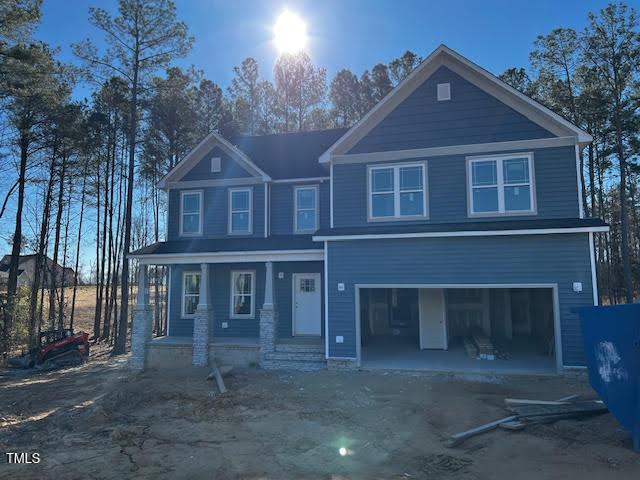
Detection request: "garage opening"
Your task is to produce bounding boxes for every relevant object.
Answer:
[358,287,558,374]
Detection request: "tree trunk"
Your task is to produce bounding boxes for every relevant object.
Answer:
[93,162,101,338]
[588,142,596,217]
[70,166,88,330]
[28,154,56,346]
[115,51,139,355]
[3,132,29,356]
[58,177,73,328]
[48,153,67,329]
[96,153,109,338]
[615,117,633,303]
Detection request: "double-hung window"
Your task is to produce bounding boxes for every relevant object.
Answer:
[230,271,255,319]
[180,191,202,236]
[369,163,426,219]
[468,154,535,215]
[294,185,318,233]
[228,188,252,234]
[182,272,201,317]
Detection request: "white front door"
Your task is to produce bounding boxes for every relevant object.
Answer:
[419,289,448,349]
[293,273,321,336]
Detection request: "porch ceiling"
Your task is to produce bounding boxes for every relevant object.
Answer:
[129,235,324,265]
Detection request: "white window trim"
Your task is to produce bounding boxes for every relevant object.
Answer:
[467,152,537,217]
[367,162,428,221]
[228,187,253,235]
[230,270,255,319]
[181,270,201,318]
[179,190,203,237]
[294,184,319,233]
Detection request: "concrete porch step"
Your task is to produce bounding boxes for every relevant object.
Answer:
[265,351,325,363]
[275,343,324,354]
[261,359,326,372]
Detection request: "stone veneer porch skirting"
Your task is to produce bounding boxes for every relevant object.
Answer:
[146,337,260,369]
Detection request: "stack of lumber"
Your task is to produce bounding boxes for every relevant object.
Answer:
[463,337,478,359]
[445,394,607,447]
[471,328,495,360]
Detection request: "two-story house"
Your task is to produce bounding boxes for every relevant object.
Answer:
[129,45,608,374]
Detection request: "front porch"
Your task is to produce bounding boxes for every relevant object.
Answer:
[144,335,325,370]
[130,254,326,371]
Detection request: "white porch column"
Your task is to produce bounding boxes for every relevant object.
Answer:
[263,261,274,308]
[131,264,152,370]
[259,261,278,363]
[192,263,212,367]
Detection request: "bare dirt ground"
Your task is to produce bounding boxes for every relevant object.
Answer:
[1,355,639,480]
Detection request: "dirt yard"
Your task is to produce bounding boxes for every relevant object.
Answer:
[1,355,639,479]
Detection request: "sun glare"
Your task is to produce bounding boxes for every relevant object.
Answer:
[273,10,308,54]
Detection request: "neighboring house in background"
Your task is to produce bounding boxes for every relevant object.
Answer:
[0,254,76,289]
[130,45,608,374]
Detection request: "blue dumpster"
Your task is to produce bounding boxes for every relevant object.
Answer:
[575,304,640,451]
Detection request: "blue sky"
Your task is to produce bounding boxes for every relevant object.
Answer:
[38,0,621,97]
[1,0,628,273]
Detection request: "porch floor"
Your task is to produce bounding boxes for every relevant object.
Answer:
[276,336,323,346]
[361,343,556,375]
[149,335,323,347]
[150,336,259,346]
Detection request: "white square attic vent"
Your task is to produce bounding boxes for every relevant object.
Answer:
[437,83,451,101]
[211,156,221,173]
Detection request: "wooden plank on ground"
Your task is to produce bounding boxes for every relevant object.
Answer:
[445,416,517,447]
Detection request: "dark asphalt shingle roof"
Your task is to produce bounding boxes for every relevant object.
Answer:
[231,128,348,179]
[314,218,608,237]
[130,235,321,256]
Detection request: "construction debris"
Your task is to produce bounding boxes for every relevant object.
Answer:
[207,360,232,394]
[445,394,607,447]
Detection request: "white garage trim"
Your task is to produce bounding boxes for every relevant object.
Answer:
[351,283,562,373]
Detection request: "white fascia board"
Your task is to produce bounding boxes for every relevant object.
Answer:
[319,44,591,164]
[130,249,324,265]
[271,176,329,184]
[312,226,610,242]
[332,136,577,165]
[159,132,271,189]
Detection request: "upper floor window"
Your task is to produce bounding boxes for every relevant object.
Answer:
[180,190,202,236]
[368,163,427,220]
[181,271,201,317]
[230,270,255,319]
[294,185,318,233]
[468,153,535,216]
[228,187,252,235]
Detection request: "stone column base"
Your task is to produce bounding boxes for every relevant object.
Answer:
[327,358,359,371]
[131,304,152,370]
[192,305,213,367]
[259,307,278,364]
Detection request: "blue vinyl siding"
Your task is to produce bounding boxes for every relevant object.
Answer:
[168,184,266,240]
[333,146,579,227]
[349,66,553,154]
[179,146,252,181]
[168,261,324,339]
[169,263,265,338]
[326,234,594,366]
[270,181,329,235]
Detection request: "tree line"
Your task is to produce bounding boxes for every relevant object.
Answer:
[497,3,640,305]
[0,0,638,360]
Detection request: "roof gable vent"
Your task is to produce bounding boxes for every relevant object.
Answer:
[437,82,451,101]
[211,156,222,173]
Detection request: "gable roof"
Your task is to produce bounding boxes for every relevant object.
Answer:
[158,131,272,189]
[0,254,73,273]
[232,128,348,179]
[159,128,348,188]
[319,44,592,163]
